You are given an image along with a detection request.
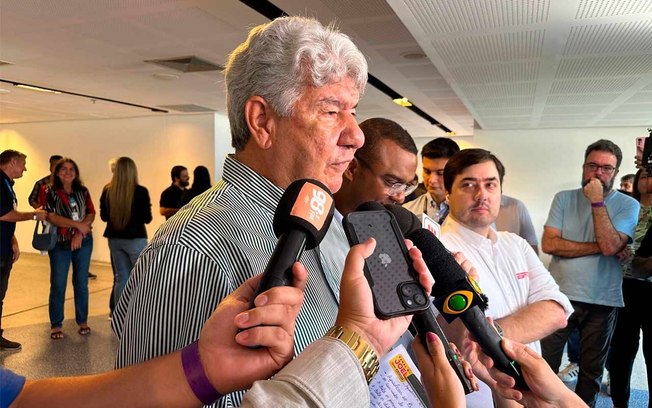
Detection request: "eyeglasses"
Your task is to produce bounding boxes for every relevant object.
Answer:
[584,162,616,175]
[356,156,419,196]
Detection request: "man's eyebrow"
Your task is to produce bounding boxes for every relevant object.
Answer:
[317,98,357,109]
[459,176,498,182]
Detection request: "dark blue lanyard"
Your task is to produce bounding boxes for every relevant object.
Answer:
[3,178,16,207]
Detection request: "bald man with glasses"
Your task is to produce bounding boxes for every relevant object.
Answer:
[541,139,640,407]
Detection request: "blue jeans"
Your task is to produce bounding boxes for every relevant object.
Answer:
[108,238,146,308]
[48,236,93,328]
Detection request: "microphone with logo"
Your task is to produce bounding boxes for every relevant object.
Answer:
[385,204,529,390]
[248,178,334,310]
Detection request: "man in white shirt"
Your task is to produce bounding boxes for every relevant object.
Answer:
[439,148,573,407]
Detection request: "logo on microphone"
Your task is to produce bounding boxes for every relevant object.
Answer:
[379,253,392,267]
[291,183,333,230]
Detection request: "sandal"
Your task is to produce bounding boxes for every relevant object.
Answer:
[50,329,64,340]
[78,326,91,336]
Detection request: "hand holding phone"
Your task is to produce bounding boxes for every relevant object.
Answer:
[343,209,429,319]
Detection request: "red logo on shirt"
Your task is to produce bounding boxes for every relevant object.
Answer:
[515,272,528,280]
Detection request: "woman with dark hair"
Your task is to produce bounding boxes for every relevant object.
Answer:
[610,169,652,408]
[181,165,212,205]
[40,158,94,339]
[100,157,151,312]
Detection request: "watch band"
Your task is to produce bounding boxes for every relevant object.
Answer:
[325,325,379,383]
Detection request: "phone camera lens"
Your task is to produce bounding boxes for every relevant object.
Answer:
[413,293,426,305]
[401,285,415,296]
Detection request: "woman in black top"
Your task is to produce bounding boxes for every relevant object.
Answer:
[100,157,152,312]
[181,165,212,205]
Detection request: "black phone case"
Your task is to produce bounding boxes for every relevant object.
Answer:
[343,210,429,319]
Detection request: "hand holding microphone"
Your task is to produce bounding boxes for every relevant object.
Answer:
[385,204,530,390]
[248,179,334,308]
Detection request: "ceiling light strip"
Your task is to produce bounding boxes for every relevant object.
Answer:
[238,0,451,133]
[0,79,168,113]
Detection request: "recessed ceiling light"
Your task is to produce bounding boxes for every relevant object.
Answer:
[401,52,426,61]
[393,97,413,107]
[153,72,180,80]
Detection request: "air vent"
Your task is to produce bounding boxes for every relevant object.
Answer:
[157,104,215,113]
[145,56,223,73]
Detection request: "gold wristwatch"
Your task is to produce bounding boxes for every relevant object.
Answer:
[325,325,379,383]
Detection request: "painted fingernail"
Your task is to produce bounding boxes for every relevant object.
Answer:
[426,332,437,343]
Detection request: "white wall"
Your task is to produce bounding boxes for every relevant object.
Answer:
[2,113,218,262]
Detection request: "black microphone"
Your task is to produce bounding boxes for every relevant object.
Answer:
[249,179,334,308]
[385,205,529,390]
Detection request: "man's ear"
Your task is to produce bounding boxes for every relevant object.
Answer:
[343,158,359,182]
[244,96,276,150]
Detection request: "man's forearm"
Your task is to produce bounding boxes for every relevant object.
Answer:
[591,207,627,256]
[496,301,567,345]
[542,236,601,258]
[0,210,37,223]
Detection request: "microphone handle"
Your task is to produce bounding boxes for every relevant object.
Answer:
[460,306,529,390]
[412,304,475,394]
[249,230,307,309]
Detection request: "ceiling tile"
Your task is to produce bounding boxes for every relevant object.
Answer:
[556,55,652,78]
[431,29,544,65]
[402,0,550,34]
[575,0,652,19]
[564,20,652,56]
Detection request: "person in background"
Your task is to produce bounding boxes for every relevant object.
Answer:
[619,173,635,196]
[334,117,419,215]
[439,148,572,408]
[100,157,152,314]
[495,194,539,254]
[28,155,62,209]
[181,165,212,206]
[159,165,189,219]
[610,168,652,408]
[403,137,460,224]
[39,158,95,340]
[541,139,639,407]
[0,150,47,351]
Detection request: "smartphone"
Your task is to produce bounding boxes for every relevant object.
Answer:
[639,134,652,174]
[636,136,645,162]
[343,209,429,319]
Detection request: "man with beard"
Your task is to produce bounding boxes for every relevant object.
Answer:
[438,148,572,407]
[541,139,639,407]
[159,165,189,219]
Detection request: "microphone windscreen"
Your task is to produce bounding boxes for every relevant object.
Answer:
[384,204,421,236]
[406,228,467,299]
[273,179,334,249]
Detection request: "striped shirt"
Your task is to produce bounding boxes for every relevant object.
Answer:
[112,156,348,407]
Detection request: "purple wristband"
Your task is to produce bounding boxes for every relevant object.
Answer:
[181,341,222,405]
[591,201,606,208]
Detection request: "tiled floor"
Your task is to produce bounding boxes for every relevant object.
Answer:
[1,253,117,379]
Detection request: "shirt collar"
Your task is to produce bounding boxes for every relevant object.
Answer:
[222,155,284,212]
[0,170,13,186]
[442,215,498,245]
